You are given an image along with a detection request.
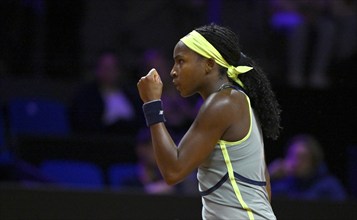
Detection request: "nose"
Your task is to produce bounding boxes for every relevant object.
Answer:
[170,68,177,78]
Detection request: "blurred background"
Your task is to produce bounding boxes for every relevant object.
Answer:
[0,0,356,219]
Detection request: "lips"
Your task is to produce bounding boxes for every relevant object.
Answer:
[172,80,180,90]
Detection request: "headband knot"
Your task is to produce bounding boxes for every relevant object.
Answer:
[181,30,253,88]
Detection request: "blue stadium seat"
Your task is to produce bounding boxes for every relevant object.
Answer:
[107,163,138,188]
[0,108,5,150]
[40,160,104,189]
[347,146,357,199]
[7,98,70,137]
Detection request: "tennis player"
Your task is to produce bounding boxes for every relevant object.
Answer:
[137,24,281,220]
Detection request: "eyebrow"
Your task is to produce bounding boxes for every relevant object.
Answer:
[173,54,183,60]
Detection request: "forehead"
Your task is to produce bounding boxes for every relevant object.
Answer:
[173,41,199,58]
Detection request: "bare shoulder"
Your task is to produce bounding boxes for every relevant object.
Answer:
[200,89,247,114]
[184,88,249,145]
[195,89,248,126]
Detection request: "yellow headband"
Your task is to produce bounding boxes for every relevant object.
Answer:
[180,30,253,88]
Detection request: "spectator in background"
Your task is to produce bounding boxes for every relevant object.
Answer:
[268,134,347,201]
[269,0,335,89]
[141,48,199,141]
[69,50,142,135]
[329,0,357,87]
[330,0,357,61]
[120,128,198,195]
[120,128,176,194]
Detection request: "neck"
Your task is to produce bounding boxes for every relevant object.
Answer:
[199,78,230,100]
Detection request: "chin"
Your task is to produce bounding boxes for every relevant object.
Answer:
[180,90,196,98]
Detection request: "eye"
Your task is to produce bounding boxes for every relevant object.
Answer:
[173,56,184,66]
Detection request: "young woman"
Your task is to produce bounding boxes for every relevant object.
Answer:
[137,24,281,220]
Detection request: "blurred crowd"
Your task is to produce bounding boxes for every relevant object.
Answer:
[268,0,357,88]
[269,134,347,201]
[0,46,200,195]
[1,0,356,88]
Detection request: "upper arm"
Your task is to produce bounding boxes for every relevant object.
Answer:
[172,94,237,179]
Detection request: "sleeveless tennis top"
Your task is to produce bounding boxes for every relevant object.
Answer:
[197,86,276,220]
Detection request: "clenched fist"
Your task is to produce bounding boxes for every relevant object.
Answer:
[137,68,163,103]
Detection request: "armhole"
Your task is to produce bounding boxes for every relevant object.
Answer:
[219,92,253,146]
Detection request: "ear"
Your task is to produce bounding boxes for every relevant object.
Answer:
[205,58,215,73]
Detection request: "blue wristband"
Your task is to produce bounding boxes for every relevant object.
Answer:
[142,100,166,127]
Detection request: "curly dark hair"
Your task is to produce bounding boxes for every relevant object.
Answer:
[195,24,281,140]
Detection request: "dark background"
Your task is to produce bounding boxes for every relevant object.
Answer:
[0,0,356,204]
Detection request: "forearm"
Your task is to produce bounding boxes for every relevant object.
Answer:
[150,123,183,185]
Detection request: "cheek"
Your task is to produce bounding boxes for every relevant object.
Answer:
[182,64,203,82]
[178,73,197,96]
[175,60,204,96]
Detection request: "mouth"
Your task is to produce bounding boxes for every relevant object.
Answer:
[172,80,180,90]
